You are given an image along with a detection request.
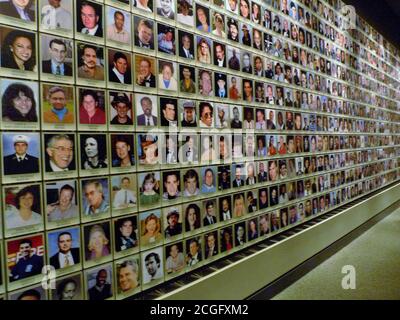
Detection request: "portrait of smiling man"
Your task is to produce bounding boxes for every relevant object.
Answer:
[45,133,75,172]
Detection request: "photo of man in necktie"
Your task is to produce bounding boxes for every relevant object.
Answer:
[49,228,81,270]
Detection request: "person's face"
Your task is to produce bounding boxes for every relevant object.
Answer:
[59,189,73,208]
[163,103,176,121]
[114,57,128,75]
[280,164,287,176]
[201,106,212,126]
[237,226,244,237]
[114,13,125,30]
[49,91,66,110]
[288,139,294,152]
[240,0,249,17]
[254,31,261,45]
[120,220,133,237]
[182,36,191,49]
[144,179,155,192]
[269,111,274,121]
[215,45,224,60]
[247,164,254,176]
[201,72,212,94]
[141,99,153,116]
[235,167,241,180]
[182,67,192,80]
[19,242,31,258]
[13,0,30,8]
[19,192,34,210]
[81,5,98,29]
[168,214,178,228]
[116,141,130,161]
[217,109,225,121]
[269,162,277,180]
[244,82,252,96]
[49,43,67,64]
[61,282,76,300]
[58,234,72,253]
[170,244,179,258]
[185,177,197,194]
[234,198,244,214]
[12,91,32,116]
[145,256,158,276]
[162,66,172,80]
[243,54,250,67]
[82,48,97,69]
[165,175,179,196]
[222,199,229,212]
[207,235,215,248]
[145,218,157,234]
[206,203,214,215]
[14,141,28,156]
[229,24,238,38]
[143,142,156,160]
[189,241,199,256]
[48,138,73,169]
[96,270,107,286]
[228,0,236,10]
[115,102,128,118]
[256,86,263,98]
[160,0,172,13]
[85,137,98,157]
[187,208,196,225]
[256,111,264,122]
[11,36,32,63]
[205,170,213,186]
[85,183,103,207]
[197,9,207,24]
[138,24,152,44]
[233,108,240,120]
[184,108,195,123]
[255,58,262,71]
[260,217,268,231]
[119,266,138,292]
[295,115,301,128]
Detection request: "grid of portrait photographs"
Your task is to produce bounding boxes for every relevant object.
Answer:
[0,0,399,300]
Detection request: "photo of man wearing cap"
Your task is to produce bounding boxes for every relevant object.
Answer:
[3,133,40,175]
[110,93,133,125]
[214,73,227,98]
[164,208,182,238]
[180,100,197,127]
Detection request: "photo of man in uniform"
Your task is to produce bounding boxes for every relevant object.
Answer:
[3,134,39,175]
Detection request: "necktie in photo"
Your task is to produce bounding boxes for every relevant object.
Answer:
[124,190,128,204]
[147,118,150,126]
[64,255,70,267]
[85,29,90,34]
[56,65,61,75]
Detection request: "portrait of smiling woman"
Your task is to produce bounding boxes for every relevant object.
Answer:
[1,28,36,71]
[2,81,38,122]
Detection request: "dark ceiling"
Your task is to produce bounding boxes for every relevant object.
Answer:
[343,0,400,50]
